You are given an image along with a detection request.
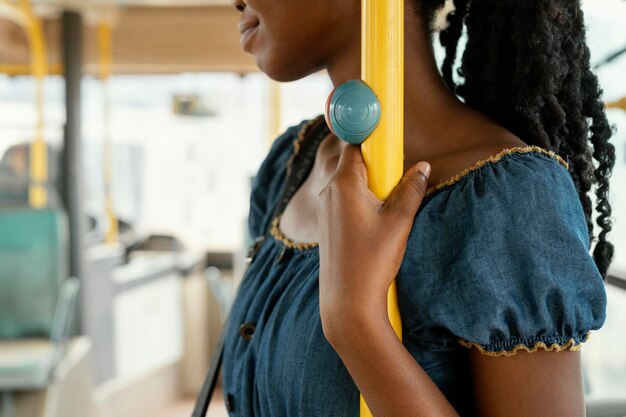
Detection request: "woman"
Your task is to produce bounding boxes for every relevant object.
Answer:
[223,0,615,416]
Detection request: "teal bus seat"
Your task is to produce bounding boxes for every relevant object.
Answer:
[0,208,69,339]
[0,278,80,389]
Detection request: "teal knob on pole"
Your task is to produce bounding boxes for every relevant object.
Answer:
[324,79,381,145]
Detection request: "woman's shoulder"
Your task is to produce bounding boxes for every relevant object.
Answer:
[411,144,588,252]
[398,146,605,356]
[422,145,571,201]
[414,145,584,237]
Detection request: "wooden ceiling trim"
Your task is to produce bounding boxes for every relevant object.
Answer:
[0,5,258,75]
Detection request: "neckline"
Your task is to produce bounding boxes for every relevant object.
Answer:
[270,116,569,251]
[423,145,568,197]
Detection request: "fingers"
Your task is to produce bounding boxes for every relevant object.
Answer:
[335,144,368,182]
[383,162,431,221]
[331,143,431,222]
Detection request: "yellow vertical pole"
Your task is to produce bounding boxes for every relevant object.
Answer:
[17,0,49,208]
[99,23,118,244]
[360,0,404,415]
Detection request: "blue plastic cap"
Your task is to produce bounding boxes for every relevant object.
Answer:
[326,80,381,145]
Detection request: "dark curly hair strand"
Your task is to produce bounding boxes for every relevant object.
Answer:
[418,0,616,278]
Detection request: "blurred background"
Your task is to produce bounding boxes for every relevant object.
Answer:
[0,1,624,417]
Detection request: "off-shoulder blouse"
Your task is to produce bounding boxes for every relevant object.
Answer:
[221,115,606,416]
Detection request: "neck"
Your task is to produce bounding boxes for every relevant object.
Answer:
[324,14,472,160]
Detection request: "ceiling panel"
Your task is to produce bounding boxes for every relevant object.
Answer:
[32,0,231,6]
[25,0,232,19]
[0,6,257,74]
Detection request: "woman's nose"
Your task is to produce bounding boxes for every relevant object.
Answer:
[231,0,246,12]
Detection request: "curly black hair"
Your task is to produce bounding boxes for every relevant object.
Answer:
[417,0,616,278]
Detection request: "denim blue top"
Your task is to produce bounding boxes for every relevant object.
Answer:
[222,116,607,416]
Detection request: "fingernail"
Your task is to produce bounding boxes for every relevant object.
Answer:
[417,162,431,179]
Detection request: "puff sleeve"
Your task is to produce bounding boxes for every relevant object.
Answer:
[398,150,607,357]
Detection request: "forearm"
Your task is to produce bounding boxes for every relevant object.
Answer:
[324,304,460,417]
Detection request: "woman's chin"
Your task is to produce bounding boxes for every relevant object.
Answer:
[256,56,316,83]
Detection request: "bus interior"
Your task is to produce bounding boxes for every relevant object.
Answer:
[0,0,625,416]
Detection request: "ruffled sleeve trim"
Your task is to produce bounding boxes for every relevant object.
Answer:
[457,331,591,357]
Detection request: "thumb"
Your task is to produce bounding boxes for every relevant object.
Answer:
[335,144,368,182]
[383,162,431,221]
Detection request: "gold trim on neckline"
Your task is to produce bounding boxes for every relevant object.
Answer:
[270,215,319,250]
[272,119,568,249]
[286,115,326,177]
[424,145,569,197]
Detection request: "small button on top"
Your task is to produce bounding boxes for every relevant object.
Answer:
[239,322,256,341]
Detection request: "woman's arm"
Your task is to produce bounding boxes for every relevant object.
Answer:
[317,144,586,417]
[470,348,585,417]
[323,302,460,417]
[324,301,586,417]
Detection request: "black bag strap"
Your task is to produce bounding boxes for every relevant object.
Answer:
[191,320,227,417]
[191,117,329,417]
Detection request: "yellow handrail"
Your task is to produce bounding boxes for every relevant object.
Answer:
[0,0,49,208]
[607,97,626,112]
[99,22,119,244]
[360,0,404,416]
[0,64,63,76]
[21,0,48,208]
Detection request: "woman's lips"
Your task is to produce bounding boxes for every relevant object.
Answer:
[238,19,259,35]
[238,19,259,50]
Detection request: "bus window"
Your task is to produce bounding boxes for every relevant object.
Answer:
[577,0,626,400]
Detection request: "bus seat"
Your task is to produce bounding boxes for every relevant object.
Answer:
[0,278,80,416]
[0,208,69,339]
[0,278,80,390]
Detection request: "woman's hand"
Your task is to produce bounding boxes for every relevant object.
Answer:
[317,144,431,342]
[316,145,584,417]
